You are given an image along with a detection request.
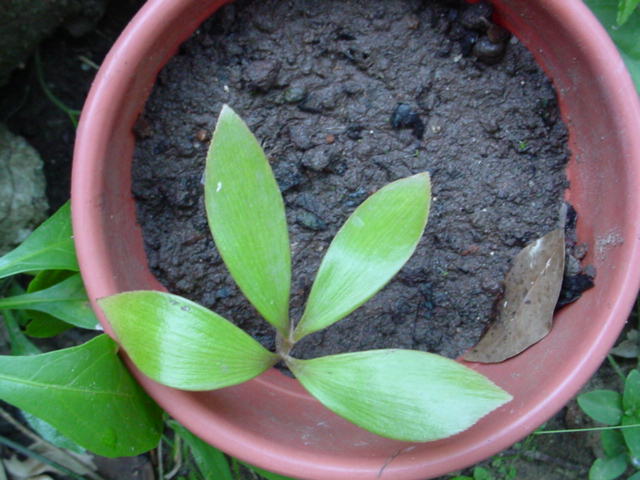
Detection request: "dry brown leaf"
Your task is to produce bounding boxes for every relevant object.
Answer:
[463,228,565,363]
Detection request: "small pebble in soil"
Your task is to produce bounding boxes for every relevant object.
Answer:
[390,103,425,139]
[283,86,306,104]
[473,36,507,64]
[302,147,331,172]
[273,161,305,192]
[195,129,209,142]
[244,59,281,91]
[296,210,327,231]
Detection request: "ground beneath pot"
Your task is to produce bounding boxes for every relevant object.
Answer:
[132,0,570,360]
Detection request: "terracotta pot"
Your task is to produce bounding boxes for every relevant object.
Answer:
[72,0,640,478]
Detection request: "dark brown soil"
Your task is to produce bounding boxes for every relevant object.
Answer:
[132,0,570,359]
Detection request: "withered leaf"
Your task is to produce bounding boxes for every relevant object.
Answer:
[464,229,565,363]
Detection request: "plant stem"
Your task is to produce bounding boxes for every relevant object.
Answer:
[608,354,626,382]
[34,48,80,128]
[0,434,85,480]
[534,423,640,435]
[275,331,293,357]
[164,434,182,480]
[157,436,164,480]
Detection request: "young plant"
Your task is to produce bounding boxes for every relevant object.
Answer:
[577,369,640,480]
[99,105,511,442]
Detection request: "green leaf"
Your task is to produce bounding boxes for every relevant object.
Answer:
[243,463,298,480]
[25,316,74,338]
[472,467,494,480]
[168,420,233,480]
[99,291,279,390]
[0,202,78,279]
[0,274,99,330]
[27,270,74,292]
[0,334,163,456]
[2,309,40,355]
[294,173,431,341]
[589,454,628,480]
[627,472,640,480]
[205,105,291,334]
[585,0,640,91]
[22,412,85,453]
[625,370,640,414]
[622,414,640,458]
[602,429,627,457]
[287,349,511,442]
[24,270,76,337]
[578,390,623,425]
[618,0,640,25]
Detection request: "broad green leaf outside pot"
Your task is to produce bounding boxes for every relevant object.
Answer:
[99,291,279,390]
[205,105,291,334]
[618,0,640,25]
[622,414,640,459]
[577,390,623,425]
[0,335,163,457]
[0,201,78,279]
[624,369,640,414]
[294,173,431,341]
[0,273,98,330]
[24,270,77,336]
[287,349,511,442]
[588,453,628,480]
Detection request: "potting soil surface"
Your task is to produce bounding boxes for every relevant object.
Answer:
[132,0,570,359]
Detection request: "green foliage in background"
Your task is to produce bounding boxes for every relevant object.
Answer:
[0,202,164,457]
[586,0,640,91]
[578,369,640,480]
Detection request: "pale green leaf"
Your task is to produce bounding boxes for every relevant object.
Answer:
[168,420,233,480]
[0,202,78,279]
[578,390,623,425]
[287,349,511,442]
[628,472,640,480]
[589,454,628,480]
[99,291,279,390]
[618,0,640,25]
[0,274,98,330]
[294,173,431,341]
[205,105,291,334]
[0,335,163,457]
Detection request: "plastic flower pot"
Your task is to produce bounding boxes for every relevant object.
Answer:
[72,0,640,478]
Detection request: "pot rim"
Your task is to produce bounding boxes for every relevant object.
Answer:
[72,0,640,478]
